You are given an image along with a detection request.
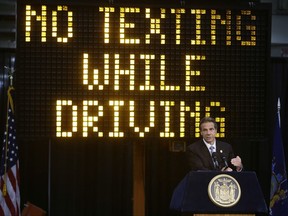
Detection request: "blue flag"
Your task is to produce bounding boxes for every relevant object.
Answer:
[270,102,288,216]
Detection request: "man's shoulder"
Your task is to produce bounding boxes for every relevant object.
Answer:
[216,140,228,144]
[216,140,231,147]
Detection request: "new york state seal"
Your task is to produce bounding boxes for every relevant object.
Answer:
[208,174,241,207]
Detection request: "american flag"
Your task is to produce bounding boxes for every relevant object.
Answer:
[0,87,20,216]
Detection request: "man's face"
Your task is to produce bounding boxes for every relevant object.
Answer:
[200,122,217,144]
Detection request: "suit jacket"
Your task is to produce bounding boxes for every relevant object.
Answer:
[186,140,235,171]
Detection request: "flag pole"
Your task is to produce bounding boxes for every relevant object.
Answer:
[277,97,280,127]
[2,67,15,196]
[2,88,10,196]
[48,139,51,216]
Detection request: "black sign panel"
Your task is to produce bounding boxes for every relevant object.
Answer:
[16,1,271,139]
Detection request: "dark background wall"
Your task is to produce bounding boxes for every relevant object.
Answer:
[1,0,288,215]
[1,50,288,216]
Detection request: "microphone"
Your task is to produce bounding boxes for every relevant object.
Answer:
[220,150,229,169]
[211,152,219,169]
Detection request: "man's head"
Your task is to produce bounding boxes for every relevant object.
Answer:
[199,117,218,144]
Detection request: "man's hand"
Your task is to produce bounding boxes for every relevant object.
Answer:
[231,156,243,171]
[221,167,233,172]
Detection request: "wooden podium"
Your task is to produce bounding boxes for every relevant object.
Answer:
[22,202,46,216]
[170,171,268,216]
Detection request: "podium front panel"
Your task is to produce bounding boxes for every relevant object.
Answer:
[170,171,267,214]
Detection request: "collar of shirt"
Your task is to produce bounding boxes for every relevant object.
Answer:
[203,139,216,152]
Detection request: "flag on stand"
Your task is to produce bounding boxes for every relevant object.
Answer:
[269,98,288,216]
[0,87,21,216]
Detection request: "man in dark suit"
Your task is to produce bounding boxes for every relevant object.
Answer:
[186,117,243,172]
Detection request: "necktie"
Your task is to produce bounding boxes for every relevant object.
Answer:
[209,145,215,155]
[209,145,218,169]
